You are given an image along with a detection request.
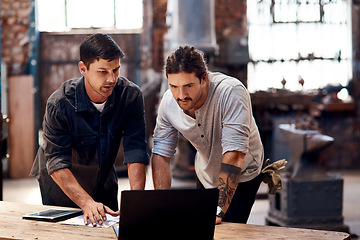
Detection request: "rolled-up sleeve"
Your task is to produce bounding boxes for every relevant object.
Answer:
[122,90,149,165]
[152,93,179,158]
[221,85,252,155]
[43,102,73,175]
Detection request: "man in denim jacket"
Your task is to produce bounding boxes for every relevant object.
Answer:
[30,34,149,226]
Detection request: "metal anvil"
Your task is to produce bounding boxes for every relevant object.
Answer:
[279,124,334,180]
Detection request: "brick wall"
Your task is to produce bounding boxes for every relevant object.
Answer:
[151,0,168,72]
[214,0,247,64]
[1,0,31,75]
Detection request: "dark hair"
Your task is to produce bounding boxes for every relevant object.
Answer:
[165,46,208,81]
[80,33,125,69]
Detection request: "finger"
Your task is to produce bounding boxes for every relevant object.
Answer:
[88,212,99,226]
[93,212,103,225]
[84,213,97,226]
[104,205,120,217]
[84,215,90,225]
[98,204,107,221]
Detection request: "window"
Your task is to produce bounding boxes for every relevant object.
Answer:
[37,0,143,32]
[272,0,322,23]
[247,0,351,92]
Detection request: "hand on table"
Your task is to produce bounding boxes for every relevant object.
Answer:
[82,202,120,227]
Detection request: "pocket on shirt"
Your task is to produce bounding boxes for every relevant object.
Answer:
[72,135,97,165]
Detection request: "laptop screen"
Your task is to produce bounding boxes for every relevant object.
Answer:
[116,188,219,240]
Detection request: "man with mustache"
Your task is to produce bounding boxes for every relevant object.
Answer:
[30,33,149,226]
[151,46,264,224]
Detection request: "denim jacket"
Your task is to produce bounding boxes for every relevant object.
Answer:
[30,76,149,210]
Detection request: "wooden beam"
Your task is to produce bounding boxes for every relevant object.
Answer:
[8,75,35,178]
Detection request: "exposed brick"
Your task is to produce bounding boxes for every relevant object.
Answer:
[1,0,31,75]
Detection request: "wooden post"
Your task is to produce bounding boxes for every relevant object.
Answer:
[8,75,35,178]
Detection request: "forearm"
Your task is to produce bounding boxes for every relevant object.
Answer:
[50,168,94,209]
[51,168,119,226]
[218,151,245,214]
[128,162,146,190]
[218,163,242,214]
[151,153,172,189]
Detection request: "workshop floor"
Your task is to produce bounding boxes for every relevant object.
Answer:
[2,169,359,238]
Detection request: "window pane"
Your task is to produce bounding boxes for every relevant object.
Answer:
[247,0,272,25]
[66,0,115,28]
[297,0,320,22]
[115,0,143,29]
[273,0,297,22]
[323,1,348,23]
[38,0,66,32]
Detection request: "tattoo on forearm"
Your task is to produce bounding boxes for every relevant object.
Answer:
[218,163,242,208]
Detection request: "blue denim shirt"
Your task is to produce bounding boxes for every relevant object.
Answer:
[30,76,149,210]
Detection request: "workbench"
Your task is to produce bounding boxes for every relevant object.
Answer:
[0,201,350,240]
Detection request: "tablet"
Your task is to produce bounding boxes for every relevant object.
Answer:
[22,209,83,222]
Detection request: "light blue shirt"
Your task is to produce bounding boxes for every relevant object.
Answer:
[152,72,264,188]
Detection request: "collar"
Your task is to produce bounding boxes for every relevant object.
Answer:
[74,77,117,113]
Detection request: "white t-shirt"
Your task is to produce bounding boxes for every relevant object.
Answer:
[152,72,264,188]
[92,101,106,112]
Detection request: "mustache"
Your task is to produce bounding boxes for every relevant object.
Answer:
[177,97,192,102]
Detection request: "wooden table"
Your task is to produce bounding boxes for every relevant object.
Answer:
[0,201,350,240]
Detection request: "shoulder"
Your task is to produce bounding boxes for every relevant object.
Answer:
[157,89,179,116]
[209,72,246,90]
[115,76,143,98]
[208,72,251,106]
[118,76,141,91]
[47,78,81,106]
[162,89,174,100]
[159,89,176,107]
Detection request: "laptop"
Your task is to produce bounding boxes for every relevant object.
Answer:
[114,188,219,240]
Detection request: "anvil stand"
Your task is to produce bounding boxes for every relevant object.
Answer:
[266,124,349,233]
